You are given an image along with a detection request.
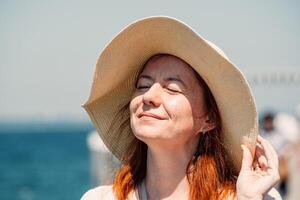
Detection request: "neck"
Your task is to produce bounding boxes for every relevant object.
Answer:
[145,141,197,200]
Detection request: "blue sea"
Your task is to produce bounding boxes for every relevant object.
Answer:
[0,121,95,200]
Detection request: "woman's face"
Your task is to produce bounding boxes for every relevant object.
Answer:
[130,55,210,147]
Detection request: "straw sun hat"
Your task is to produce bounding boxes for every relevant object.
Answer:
[83,16,258,171]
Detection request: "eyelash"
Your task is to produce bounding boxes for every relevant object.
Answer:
[136,85,180,93]
[137,86,149,90]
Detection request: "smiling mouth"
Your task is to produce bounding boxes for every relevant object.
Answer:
[138,112,166,120]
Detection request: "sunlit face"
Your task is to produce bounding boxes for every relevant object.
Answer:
[129,55,209,147]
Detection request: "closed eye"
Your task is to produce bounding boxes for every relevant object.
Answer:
[165,83,182,93]
[136,85,150,90]
[166,87,181,93]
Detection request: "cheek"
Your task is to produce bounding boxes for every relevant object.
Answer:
[189,94,207,131]
[167,97,194,120]
[191,96,206,118]
[129,95,141,114]
[166,95,205,134]
[129,95,143,133]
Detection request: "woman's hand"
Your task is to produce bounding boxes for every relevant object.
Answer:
[236,135,280,200]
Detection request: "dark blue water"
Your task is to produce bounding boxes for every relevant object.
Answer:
[0,123,94,200]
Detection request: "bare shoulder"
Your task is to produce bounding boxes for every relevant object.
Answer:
[81,185,116,200]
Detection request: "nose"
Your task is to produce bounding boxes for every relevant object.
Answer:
[142,83,162,107]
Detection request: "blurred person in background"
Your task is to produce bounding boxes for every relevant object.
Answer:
[274,113,300,200]
[260,112,289,196]
[260,112,300,199]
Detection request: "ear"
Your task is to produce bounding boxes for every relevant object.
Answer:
[199,115,217,133]
[202,120,217,132]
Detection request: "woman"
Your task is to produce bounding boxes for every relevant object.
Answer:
[82,16,281,199]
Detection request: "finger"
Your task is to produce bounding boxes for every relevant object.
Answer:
[252,160,259,170]
[255,143,264,158]
[257,135,277,158]
[255,145,268,169]
[241,144,254,171]
[257,136,274,167]
[257,135,279,169]
[260,135,279,168]
[258,155,268,170]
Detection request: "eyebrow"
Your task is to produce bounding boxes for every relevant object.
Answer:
[138,74,187,88]
[138,75,154,81]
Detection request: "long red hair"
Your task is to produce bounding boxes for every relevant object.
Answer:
[112,54,237,200]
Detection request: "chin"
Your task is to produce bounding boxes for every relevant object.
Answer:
[133,129,162,140]
[134,129,178,145]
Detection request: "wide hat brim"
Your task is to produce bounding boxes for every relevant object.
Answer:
[83,16,258,171]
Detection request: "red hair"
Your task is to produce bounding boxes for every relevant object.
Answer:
[112,54,237,200]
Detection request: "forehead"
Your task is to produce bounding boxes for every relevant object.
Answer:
[140,55,197,79]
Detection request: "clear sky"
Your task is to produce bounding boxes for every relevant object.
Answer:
[1,0,299,121]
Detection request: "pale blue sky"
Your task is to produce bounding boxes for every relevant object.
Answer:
[0,0,299,121]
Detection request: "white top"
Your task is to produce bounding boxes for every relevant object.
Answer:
[81,181,146,200]
[81,181,282,200]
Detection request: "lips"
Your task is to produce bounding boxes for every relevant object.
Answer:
[138,112,166,120]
